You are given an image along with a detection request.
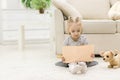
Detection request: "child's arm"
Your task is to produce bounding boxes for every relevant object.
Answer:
[62,37,69,62]
[91,53,95,58]
[61,56,65,62]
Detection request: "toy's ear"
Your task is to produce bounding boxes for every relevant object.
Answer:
[111,49,120,56]
[109,51,114,56]
[99,51,104,56]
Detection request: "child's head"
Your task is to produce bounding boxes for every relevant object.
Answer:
[67,17,83,41]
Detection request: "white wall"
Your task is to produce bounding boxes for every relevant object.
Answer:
[1,0,7,9]
[2,0,24,9]
[2,10,50,41]
[1,0,51,43]
[0,0,2,43]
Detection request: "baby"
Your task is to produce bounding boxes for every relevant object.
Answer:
[55,17,98,73]
[62,17,88,74]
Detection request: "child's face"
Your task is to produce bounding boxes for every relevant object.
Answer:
[67,17,82,41]
[69,25,81,41]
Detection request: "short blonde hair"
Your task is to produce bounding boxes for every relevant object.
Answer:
[67,17,83,35]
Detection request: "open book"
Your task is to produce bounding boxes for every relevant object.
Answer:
[62,45,94,63]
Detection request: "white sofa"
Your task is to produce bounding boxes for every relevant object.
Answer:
[52,0,120,55]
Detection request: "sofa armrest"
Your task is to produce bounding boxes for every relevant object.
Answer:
[54,8,64,54]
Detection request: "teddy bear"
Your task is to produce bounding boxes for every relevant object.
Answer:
[100,50,120,69]
[108,1,120,20]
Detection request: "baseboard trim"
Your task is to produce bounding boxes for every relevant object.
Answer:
[1,39,49,45]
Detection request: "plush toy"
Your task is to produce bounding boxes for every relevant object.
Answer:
[108,1,120,20]
[78,62,87,73]
[68,62,87,74]
[100,50,120,69]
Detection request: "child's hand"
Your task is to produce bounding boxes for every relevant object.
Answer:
[61,56,65,62]
[91,54,95,58]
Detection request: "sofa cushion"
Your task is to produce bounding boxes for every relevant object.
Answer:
[116,20,120,32]
[66,0,110,19]
[64,20,116,34]
[52,0,82,18]
[64,34,120,53]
